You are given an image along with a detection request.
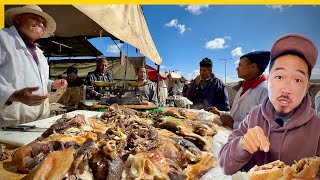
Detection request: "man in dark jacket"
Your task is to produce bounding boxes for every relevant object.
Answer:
[187,57,230,111]
[64,67,85,87]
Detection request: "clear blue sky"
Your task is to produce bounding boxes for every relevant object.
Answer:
[89,5,320,83]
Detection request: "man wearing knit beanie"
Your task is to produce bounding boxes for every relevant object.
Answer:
[187,57,230,111]
[208,51,270,129]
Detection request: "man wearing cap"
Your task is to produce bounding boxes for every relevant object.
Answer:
[207,51,270,129]
[64,67,85,87]
[219,34,320,176]
[85,58,113,100]
[0,5,67,126]
[187,57,230,111]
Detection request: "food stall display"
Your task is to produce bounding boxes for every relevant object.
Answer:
[89,81,148,106]
[3,105,221,179]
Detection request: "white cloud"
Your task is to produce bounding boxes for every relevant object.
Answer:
[165,19,178,27]
[184,5,209,15]
[160,65,167,70]
[183,69,200,80]
[266,5,292,12]
[231,47,244,57]
[165,19,191,34]
[235,60,240,65]
[106,43,123,54]
[205,38,229,50]
[224,36,231,40]
[177,24,187,34]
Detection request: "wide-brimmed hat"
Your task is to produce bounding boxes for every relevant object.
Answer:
[271,34,318,70]
[5,5,56,38]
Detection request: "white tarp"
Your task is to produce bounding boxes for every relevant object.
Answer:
[160,71,182,79]
[74,5,162,65]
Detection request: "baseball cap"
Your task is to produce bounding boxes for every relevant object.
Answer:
[270,34,318,70]
[63,67,78,74]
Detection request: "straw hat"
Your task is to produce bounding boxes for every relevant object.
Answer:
[5,5,56,38]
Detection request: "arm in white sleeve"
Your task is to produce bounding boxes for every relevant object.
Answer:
[0,45,15,109]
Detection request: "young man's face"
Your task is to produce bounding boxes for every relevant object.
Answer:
[199,67,212,80]
[14,13,46,42]
[137,68,147,80]
[67,72,77,81]
[268,54,310,115]
[97,61,108,74]
[237,57,253,80]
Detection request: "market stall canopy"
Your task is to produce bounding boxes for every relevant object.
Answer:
[146,65,166,82]
[4,5,161,64]
[160,71,182,79]
[37,36,103,57]
[49,57,145,83]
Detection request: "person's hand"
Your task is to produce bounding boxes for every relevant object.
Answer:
[194,75,202,86]
[206,106,220,115]
[52,79,67,90]
[9,87,49,106]
[241,126,270,154]
[220,114,234,128]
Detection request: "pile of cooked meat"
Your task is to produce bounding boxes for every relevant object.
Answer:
[11,105,219,180]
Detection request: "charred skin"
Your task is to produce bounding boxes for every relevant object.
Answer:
[90,152,124,180]
[12,141,70,173]
[12,104,218,179]
[39,121,71,139]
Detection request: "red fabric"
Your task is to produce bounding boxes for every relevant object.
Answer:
[241,74,267,96]
[146,64,166,82]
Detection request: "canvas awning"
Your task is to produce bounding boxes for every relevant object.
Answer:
[4,5,161,64]
[146,65,166,82]
[74,5,161,65]
[37,36,103,57]
[160,71,182,79]
[49,57,145,81]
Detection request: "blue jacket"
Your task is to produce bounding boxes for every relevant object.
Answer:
[187,75,230,111]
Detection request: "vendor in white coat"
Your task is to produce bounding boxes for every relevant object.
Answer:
[207,51,270,129]
[0,5,67,127]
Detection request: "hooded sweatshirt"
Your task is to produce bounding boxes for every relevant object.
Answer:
[218,94,320,177]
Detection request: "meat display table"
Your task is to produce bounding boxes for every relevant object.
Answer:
[0,110,102,147]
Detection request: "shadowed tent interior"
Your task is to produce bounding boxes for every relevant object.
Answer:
[50,57,146,85]
[37,36,103,57]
